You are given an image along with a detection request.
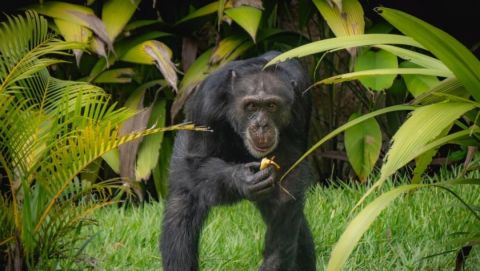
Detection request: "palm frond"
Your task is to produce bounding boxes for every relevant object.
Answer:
[0,11,84,94]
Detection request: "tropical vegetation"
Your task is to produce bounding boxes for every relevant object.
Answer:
[0,0,479,270]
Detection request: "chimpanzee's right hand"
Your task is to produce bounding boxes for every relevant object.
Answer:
[233,162,277,200]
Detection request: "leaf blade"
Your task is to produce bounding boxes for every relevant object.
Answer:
[224,6,262,42]
[345,113,382,182]
[265,34,423,67]
[353,49,398,91]
[377,7,480,101]
[102,0,141,41]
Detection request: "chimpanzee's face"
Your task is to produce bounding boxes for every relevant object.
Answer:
[228,72,294,158]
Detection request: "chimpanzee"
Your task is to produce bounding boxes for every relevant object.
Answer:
[160,51,315,271]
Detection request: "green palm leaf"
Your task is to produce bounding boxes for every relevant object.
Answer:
[0,11,208,269]
[0,11,84,94]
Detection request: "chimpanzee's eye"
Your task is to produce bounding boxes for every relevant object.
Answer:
[267,102,277,112]
[245,102,257,112]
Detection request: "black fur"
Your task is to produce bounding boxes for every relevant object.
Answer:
[160,52,316,271]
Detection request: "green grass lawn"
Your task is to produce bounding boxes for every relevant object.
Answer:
[83,170,480,270]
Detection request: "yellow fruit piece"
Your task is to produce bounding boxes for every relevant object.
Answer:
[260,156,280,170]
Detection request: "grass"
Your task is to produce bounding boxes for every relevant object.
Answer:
[81,168,480,270]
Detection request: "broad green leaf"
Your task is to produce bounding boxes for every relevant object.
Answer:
[116,31,172,57]
[53,18,91,65]
[381,103,474,181]
[280,105,415,181]
[411,122,453,184]
[102,80,166,173]
[223,40,254,62]
[399,61,439,97]
[102,0,141,41]
[136,99,167,181]
[265,34,423,68]
[413,78,467,105]
[415,128,480,163]
[152,136,173,199]
[345,113,382,182]
[377,7,480,101]
[29,2,111,49]
[86,55,116,82]
[217,0,226,31]
[411,150,436,184]
[353,49,398,91]
[124,19,161,32]
[175,1,219,25]
[121,40,178,91]
[355,102,475,208]
[210,35,249,64]
[374,44,450,73]
[224,6,262,42]
[171,49,214,120]
[93,68,135,84]
[319,68,451,85]
[102,149,120,173]
[313,0,364,36]
[179,49,212,90]
[366,22,394,34]
[327,183,426,271]
[90,36,107,58]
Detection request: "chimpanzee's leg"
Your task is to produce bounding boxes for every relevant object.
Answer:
[160,192,209,271]
[256,198,311,271]
[296,214,316,271]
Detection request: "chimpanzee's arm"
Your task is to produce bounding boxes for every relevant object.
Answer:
[169,132,276,206]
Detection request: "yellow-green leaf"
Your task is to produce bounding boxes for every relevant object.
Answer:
[175,1,219,25]
[102,0,141,41]
[53,18,92,65]
[136,99,167,181]
[313,0,364,37]
[171,49,214,120]
[224,6,262,42]
[327,184,426,271]
[374,44,450,73]
[102,149,120,173]
[265,34,423,68]
[93,68,135,84]
[381,102,474,181]
[353,49,398,91]
[209,34,249,64]
[345,113,382,182]
[29,1,111,49]
[377,7,480,101]
[152,136,174,199]
[320,68,450,85]
[280,105,416,181]
[355,102,476,209]
[120,40,178,91]
[399,61,440,97]
[413,78,467,105]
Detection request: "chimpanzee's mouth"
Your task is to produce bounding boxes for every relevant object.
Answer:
[248,138,274,153]
[252,143,274,152]
[245,129,278,158]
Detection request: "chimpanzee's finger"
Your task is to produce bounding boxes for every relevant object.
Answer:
[249,175,275,192]
[244,162,261,172]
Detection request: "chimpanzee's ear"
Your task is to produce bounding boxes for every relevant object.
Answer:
[229,69,237,79]
[290,80,298,90]
[229,69,237,92]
